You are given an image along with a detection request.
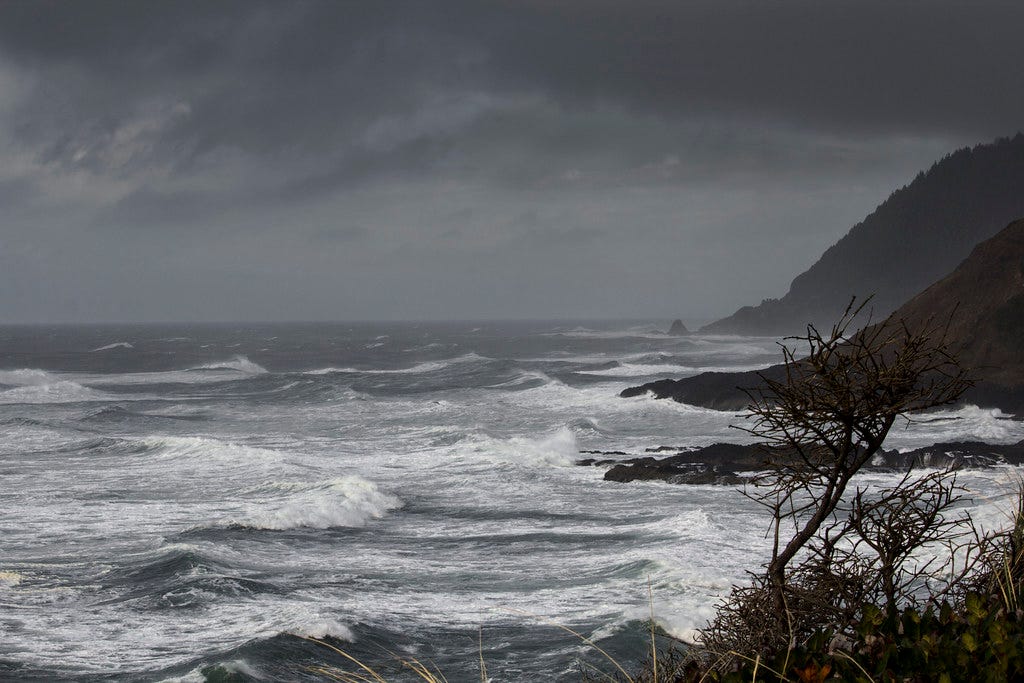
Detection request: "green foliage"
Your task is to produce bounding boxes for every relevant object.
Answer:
[653,594,1024,682]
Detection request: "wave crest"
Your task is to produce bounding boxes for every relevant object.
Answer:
[0,368,60,386]
[189,355,268,375]
[470,426,579,467]
[0,369,113,404]
[305,352,491,376]
[227,476,402,530]
[90,342,134,352]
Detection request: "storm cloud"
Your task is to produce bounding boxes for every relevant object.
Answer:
[0,1,1021,322]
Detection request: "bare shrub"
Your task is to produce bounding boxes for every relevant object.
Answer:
[698,300,973,666]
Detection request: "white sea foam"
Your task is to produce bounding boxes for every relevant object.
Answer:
[189,355,268,375]
[305,361,445,375]
[580,363,702,378]
[491,370,559,388]
[305,352,490,376]
[885,404,1024,448]
[0,570,24,586]
[90,342,134,352]
[287,619,356,641]
[163,659,263,683]
[8,323,1017,679]
[141,435,286,467]
[156,671,206,683]
[469,426,579,467]
[227,476,401,530]
[0,372,113,404]
[543,328,672,340]
[0,368,61,386]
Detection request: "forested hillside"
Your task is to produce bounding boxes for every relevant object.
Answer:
[704,134,1024,335]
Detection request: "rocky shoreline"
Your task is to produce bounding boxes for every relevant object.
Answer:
[581,439,1024,485]
[621,369,1024,416]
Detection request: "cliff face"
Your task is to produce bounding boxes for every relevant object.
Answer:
[626,218,1024,412]
[703,133,1024,336]
[882,217,1024,389]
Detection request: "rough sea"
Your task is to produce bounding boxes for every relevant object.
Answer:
[2,321,1022,681]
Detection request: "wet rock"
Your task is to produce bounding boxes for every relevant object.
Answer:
[587,439,1024,486]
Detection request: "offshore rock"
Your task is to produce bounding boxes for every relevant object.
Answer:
[668,319,690,336]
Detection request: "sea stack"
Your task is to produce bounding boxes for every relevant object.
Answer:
[668,319,690,336]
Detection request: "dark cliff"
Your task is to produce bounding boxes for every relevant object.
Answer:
[703,134,1024,336]
[627,218,1024,413]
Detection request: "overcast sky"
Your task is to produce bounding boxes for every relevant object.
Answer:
[0,1,1022,323]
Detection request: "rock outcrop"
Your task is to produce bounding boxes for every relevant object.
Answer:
[667,319,690,336]
[585,439,1024,485]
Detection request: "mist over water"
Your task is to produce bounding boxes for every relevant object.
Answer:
[1,321,1021,681]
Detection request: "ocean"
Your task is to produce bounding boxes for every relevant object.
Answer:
[1,320,1022,681]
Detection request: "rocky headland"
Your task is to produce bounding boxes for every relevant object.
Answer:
[625,217,1024,415]
[702,134,1024,337]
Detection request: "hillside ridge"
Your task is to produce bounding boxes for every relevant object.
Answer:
[627,217,1024,412]
[703,133,1024,335]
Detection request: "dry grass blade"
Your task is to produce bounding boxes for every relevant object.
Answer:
[478,626,488,683]
[304,636,461,683]
[306,663,384,682]
[502,607,635,683]
[726,650,788,681]
[303,637,389,682]
[831,650,876,682]
[401,657,448,682]
[648,576,658,683]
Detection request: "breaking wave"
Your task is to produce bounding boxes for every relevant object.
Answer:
[305,353,491,376]
[0,369,114,405]
[188,356,268,375]
[91,342,134,352]
[466,426,580,468]
[225,476,402,530]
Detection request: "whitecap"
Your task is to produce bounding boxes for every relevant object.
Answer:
[0,368,60,386]
[305,353,490,376]
[226,476,402,530]
[0,371,114,404]
[90,342,134,352]
[0,571,24,586]
[468,426,579,468]
[490,370,559,389]
[885,404,1024,449]
[155,658,264,683]
[287,619,356,641]
[581,362,773,378]
[141,435,286,466]
[189,355,268,375]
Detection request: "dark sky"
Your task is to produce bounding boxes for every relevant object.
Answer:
[1,1,1022,322]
